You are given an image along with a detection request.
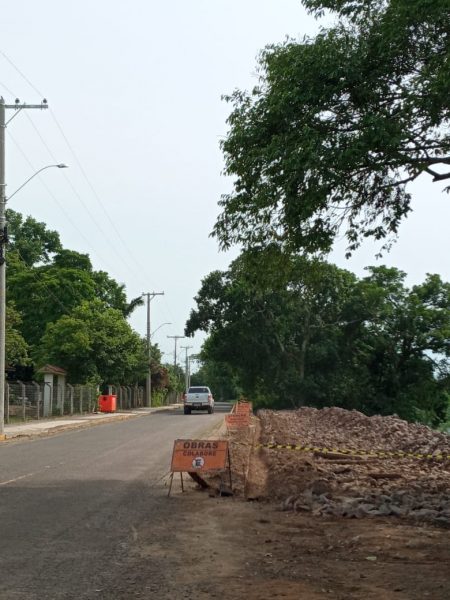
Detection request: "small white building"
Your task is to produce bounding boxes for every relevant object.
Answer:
[37,364,67,417]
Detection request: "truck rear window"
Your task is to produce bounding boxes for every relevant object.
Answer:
[188,387,209,393]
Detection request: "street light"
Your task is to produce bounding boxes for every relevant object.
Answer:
[151,322,171,338]
[6,164,68,202]
[188,354,201,389]
[180,345,193,393]
[0,163,68,439]
[142,291,164,408]
[167,335,185,368]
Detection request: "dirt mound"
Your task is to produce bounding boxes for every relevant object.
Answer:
[258,406,450,455]
[228,407,450,526]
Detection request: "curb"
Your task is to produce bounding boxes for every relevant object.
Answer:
[0,404,182,443]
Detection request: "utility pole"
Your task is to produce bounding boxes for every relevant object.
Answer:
[180,345,192,393]
[142,291,164,408]
[188,354,200,389]
[167,335,185,369]
[0,97,49,440]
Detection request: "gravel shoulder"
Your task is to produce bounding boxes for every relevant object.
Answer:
[101,481,450,600]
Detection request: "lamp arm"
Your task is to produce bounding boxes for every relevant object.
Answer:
[6,164,66,202]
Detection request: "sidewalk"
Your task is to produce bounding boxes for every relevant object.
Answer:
[1,405,182,441]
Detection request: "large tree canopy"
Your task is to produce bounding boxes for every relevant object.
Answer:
[214,0,450,254]
[5,210,146,384]
[6,208,62,266]
[8,249,143,348]
[186,250,450,423]
[36,300,148,384]
[6,302,29,367]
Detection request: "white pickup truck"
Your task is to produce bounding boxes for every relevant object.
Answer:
[183,386,214,415]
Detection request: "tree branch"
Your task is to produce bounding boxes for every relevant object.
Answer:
[424,167,450,182]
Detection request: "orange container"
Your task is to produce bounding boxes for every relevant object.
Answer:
[98,394,117,413]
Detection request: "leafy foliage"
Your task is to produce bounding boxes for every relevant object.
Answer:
[214,0,450,254]
[6,209,62,266]
[186,251,450,424]
[8,247,143,348]
[6,302,29,367]
[5,209,150,386]
[190,360,241,401]
[36,300,148,384]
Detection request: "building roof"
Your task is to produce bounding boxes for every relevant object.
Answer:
[37,364,68,376]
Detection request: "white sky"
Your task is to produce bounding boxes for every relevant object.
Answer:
[1,0,449,365]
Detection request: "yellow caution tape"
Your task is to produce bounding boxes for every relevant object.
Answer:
[254,443,450,461]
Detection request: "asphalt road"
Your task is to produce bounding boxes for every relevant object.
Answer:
[0,405,229,599]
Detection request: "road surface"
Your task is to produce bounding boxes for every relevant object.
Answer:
[0,405,228,599]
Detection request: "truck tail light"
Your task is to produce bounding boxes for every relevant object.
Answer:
[208,394,212,402]
[182,392,186,402]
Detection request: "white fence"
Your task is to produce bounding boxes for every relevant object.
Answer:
[4,382,148,422]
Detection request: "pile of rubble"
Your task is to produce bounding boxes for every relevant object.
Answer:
[254,407,450,526]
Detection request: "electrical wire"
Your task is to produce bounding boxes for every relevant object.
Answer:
[0,50,154,286]
[0,51,179,328]
[0,79,17,98]
[26,115,151,286]
[6,129,118,274]
[51,110,153,272]
[0,51,45,97]
[1,75,134,290]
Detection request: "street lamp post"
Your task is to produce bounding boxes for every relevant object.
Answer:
[142,292,164,408]
[180,345,193,394]
[0,97,67,438]
[6,164,68,202]
[188,354,200,389]
[167,335,185,369]
[151,322,171,338]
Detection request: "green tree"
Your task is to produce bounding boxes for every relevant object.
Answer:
[9,257,97,348]
[214,0,450,255]
[5,302,29,367]
[190,360,240,401]
[186,250,357,407]
[6,208,62,267]
[4,210,149,382]
[36,300,147,384]
[343,267,450,422]
[186,251,450,423]
[8,248,144,349]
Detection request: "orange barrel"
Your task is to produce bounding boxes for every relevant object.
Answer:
[98,395,117,413]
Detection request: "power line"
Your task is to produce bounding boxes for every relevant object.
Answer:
[0,51,156,287]
[6,129,117,274]
[0,52,181,331]
[167,335,185,368]
[0,51,46,97]
[0,79,17,98]
[25,115,149,285]
[50,110,150,272]
[0,75,120,277]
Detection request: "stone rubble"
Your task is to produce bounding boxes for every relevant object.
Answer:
[256,407,450,526]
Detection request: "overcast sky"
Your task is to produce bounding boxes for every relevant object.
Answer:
[1,0,449,366]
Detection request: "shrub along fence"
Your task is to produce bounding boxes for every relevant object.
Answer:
[3,382,178,423]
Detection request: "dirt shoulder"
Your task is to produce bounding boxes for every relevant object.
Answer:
[119,481,450,600]
[131,407,450,599]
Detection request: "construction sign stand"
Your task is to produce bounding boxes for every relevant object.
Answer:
[167,471,185,496]
[168,439,232,497]
[225,400,252,430]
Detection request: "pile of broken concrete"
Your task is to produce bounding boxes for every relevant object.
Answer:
[256,407,450,526]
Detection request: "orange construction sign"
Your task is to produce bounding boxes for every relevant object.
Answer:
[225,413,251,428]
[170,439,229,472]
[234,402,252,414]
